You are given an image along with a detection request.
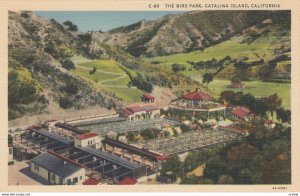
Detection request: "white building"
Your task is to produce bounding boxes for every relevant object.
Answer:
[74,132,101,149]
[8,144,14,164]
[31,152,85,185]
[120,104,160,121]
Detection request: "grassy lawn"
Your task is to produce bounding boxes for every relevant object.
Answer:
[71,55,93,64]
[78,59,125,74]
[70,58,143,103]
[70,67,121,83]
[207,79,291,109]
[102,75,131,86]
[144,30,286,77]
[104,86,144,103]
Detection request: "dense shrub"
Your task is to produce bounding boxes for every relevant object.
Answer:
[61,59,75,70]
[63,20,78,31]
[59,97,73,109]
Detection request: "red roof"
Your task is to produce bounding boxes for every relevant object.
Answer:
[143,93,155,99]
[183,90,211,101]
[156,155,168,161]
[75,132,98,140]
[27,125,42,130]
[123,104,158,115]
[83,177,99,185]
[231,110,248,118]
[117,177,137,185]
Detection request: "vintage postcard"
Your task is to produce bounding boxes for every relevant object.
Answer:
[0,0,300,193]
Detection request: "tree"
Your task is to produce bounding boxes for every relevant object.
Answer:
[59,97,73,109]
[89,67,97,74]
[160,155,182,179]
[63,20,78,31]
[127,132,136,142]
[266,94,282,120]
[220,90,236,105]
[230,77,241,84]
[140,129,155,140]
[276,108,291,124]
[61,59,75,70]
[202,73,214,87]
[172,63,186,72]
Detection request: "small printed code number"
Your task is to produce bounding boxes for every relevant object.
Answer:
[2,193,31,196]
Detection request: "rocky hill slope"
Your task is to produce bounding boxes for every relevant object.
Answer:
[8,11,121,120]
[95,10,290,57]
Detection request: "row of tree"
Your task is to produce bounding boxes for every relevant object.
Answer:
[220,91,290,122]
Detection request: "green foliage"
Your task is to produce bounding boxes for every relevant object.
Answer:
[63,20,78,31]
[8,67,48,120]
[172,63,186,72]
[160,155,182,181]
[126,19,168,57]
[202,73,214,86]
[140,129,155,140]
[202,126,291,184]
[89,67,97,75]
[61,83,78,95]
[265,93,282,119]
[59,97,73,109]
[220,91,271,116]
[8,135,13,145]
[61,59,75,70]
[78,33,92,44]
[180,124,191,133]
[127,132,137,142]
[130,75,153,93]
[276,108,291,124]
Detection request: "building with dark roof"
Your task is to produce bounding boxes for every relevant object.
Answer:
[30,152,85,185]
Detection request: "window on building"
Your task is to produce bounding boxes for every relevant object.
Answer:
[51,173,55,181]
[34,164,39,171]
[73,177,78,184]
[67,179,72,185]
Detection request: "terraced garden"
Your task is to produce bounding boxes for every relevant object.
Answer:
[70,56,144,103]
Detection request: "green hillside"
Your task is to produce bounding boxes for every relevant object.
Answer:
[70,57,144,103]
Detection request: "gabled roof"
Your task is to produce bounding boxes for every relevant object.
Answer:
[75,132,98,140]
[31,152,82,178]
[117,177,137,185]
[123,104,158,115]
[142,93,155,99]
[83,177,99,185]
[231,109,249,118]
[183,90,211,101]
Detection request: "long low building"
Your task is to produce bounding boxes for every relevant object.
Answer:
[75,146,146,180]
[119,103,160,121]
[31,152,86,185]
